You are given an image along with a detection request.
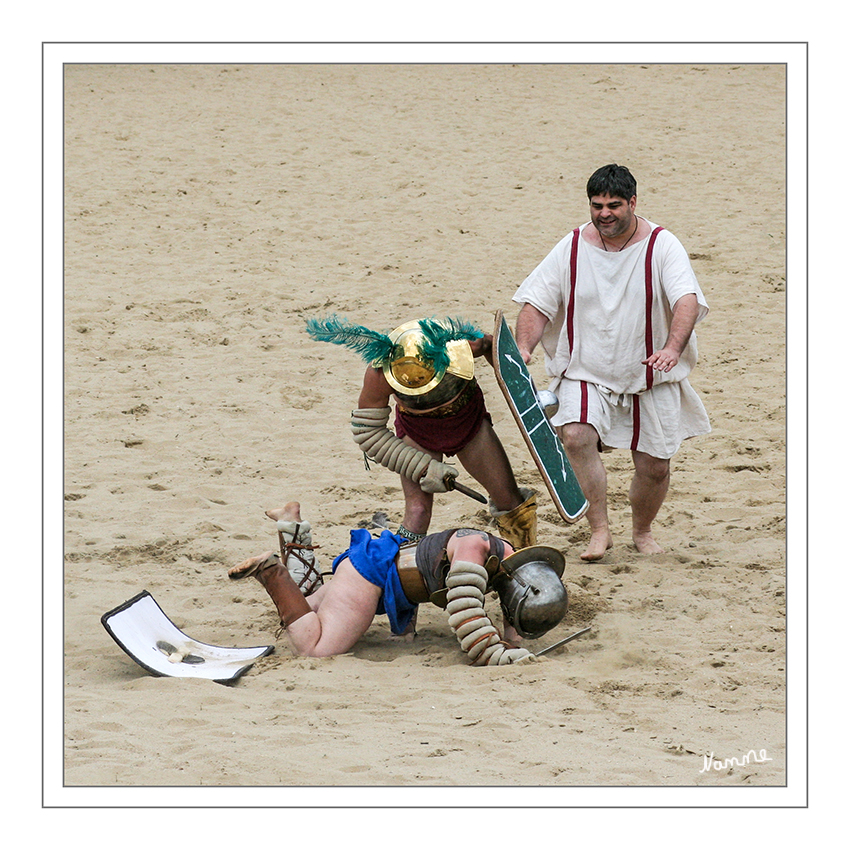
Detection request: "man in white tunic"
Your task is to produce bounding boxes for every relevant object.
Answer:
[513,164,710,560]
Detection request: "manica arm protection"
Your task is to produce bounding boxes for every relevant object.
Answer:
[445,560,537,666]
[350,407,458,494]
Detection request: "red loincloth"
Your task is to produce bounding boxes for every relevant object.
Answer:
[394,381,490,456]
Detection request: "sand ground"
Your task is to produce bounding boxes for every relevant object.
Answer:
[61,62,788,791]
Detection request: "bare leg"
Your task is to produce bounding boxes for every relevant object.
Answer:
[629,451,669,554]
[399,436,440,535]
[558,423,613,561]
[303,581,330,613]
[285,560,383,656]
[456,419,523,512]
[230,554,380,657]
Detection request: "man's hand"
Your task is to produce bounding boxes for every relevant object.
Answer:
[515,303,549,365]
[501,618,524,647]
[642,294,700,373]
[642,347,680,373]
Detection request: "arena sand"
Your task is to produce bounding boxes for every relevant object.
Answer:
[59,62,789,797]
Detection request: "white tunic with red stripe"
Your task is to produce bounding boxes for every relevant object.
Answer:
[513,219,710,459]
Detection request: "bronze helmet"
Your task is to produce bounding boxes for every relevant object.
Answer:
[382,320,475,396]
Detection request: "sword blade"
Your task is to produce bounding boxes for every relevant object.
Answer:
[535,626,592,657]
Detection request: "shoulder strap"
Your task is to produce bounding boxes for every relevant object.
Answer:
[566,227,581,355]
[642,226,665,390]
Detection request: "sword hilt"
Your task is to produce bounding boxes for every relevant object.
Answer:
[444,477,488,504]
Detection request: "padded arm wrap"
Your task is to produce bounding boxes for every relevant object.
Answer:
[445,561,537,666]
[351,407,432,481]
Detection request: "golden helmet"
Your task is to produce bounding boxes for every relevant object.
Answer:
[383,320,475,396]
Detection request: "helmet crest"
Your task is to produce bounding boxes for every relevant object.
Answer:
[417,317,483,375]
[304,315,396,365]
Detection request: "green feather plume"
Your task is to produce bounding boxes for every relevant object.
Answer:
[305,315,396,365]
[418,317,483,374]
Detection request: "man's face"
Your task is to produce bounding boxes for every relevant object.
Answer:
[589,193,637,239]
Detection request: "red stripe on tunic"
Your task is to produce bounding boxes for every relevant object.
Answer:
[643,226,664,390]
[566,227,580,355]
[631,394,641,451]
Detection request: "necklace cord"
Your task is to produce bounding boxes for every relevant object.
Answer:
[600,217,639,252]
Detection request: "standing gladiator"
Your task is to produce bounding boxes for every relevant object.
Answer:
[306,316,538,549]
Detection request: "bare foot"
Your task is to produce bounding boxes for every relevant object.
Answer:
[632,530,664,554]
[580,529,614,561]
[265,502,302,523]
[228,551,279,580]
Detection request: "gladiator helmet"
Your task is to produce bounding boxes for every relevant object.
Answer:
[495,546,568,639]
[382,319,475,396]
[304,315,481,397]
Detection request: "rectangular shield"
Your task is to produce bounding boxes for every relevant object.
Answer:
[493,310,588,523]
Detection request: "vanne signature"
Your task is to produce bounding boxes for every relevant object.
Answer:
[699,749,773,773]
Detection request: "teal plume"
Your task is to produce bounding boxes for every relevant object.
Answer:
[305,315,396,365]
[418,317,483,374]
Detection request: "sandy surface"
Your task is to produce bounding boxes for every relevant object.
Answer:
[61,62,788,792]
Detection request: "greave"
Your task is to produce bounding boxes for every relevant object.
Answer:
[255,560,312,629]
[490,487,538,550]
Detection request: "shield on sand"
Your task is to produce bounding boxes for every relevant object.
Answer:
[101,590,273,684]
[493,310,588,523]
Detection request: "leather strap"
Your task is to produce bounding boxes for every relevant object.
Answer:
[278,526,323,593]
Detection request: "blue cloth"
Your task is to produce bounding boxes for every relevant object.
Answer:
[332,529,417,635]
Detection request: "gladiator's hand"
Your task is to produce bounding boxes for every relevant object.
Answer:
[419,460,458,493]
[470,333,495,367]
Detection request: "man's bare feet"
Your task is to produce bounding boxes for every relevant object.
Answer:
[228,551,279,580]
[632,530,664,554]
[580,529,614,561]
[265,502,302,523]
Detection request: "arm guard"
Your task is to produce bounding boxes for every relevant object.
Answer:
[445,560,537,666]
[350,408,458,494]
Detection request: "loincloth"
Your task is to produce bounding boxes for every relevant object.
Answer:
[332,529,416,635]
[394,381,490,456]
